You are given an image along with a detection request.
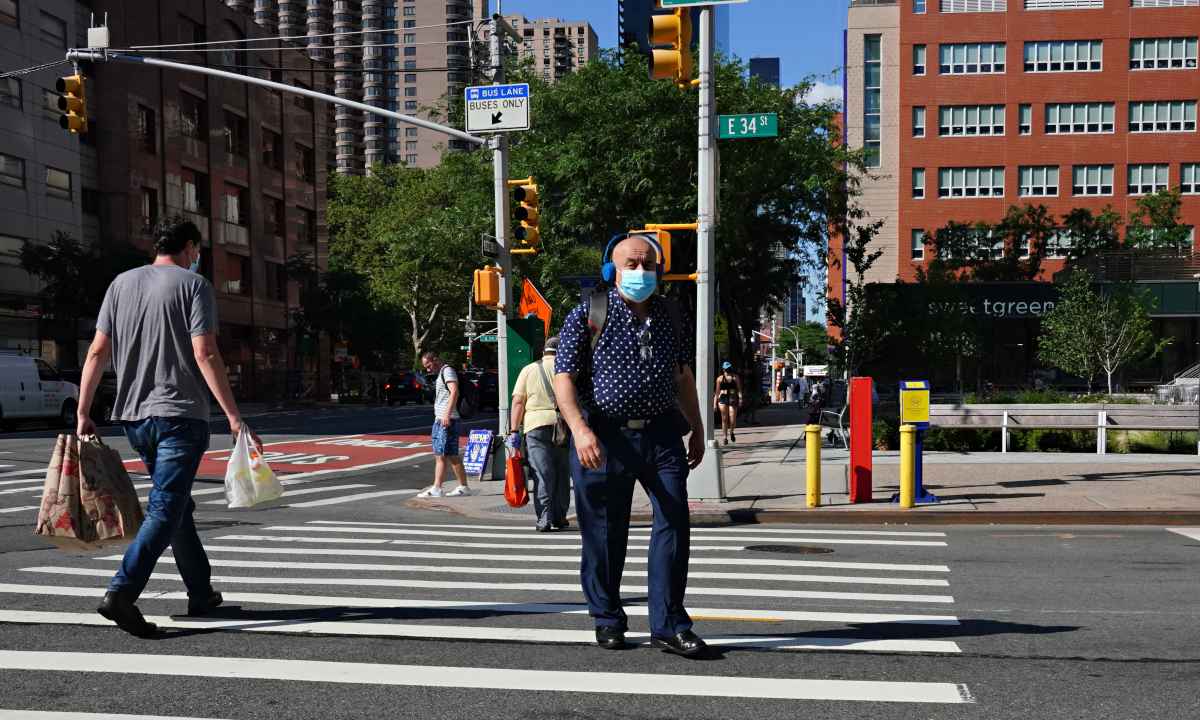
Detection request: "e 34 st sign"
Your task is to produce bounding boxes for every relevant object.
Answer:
[465,83,530,134]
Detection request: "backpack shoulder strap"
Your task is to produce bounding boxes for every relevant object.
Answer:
[587,289,608,352]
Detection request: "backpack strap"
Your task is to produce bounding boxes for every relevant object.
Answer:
[587,288,608,352]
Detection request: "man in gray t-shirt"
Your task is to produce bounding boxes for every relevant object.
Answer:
[417,351,471,498]
[76,217,261,638]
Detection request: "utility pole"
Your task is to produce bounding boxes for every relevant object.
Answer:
[690,6,724,499]
[490,2,514,442]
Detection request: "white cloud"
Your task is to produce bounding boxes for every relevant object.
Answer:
[804,80,842,108]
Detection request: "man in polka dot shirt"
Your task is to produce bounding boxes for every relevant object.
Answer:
[553,234,707,658]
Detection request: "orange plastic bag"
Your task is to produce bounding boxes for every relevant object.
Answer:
[504,450,529,508]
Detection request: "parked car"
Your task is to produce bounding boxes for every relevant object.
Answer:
[58,369,118,425]
[0,353,80,429]
[471,370,500,411]
[384,372,428,406]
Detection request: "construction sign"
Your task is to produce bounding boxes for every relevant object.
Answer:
[519,278,552,337]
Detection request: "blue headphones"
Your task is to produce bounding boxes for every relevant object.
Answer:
[600,232,665,284]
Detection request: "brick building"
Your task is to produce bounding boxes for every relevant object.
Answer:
[839,0,1200,386]
[504,15,598,84]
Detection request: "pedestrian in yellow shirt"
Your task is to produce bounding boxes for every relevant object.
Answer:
[509,336,570,532]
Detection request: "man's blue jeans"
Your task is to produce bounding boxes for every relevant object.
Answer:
[109,417,212,602]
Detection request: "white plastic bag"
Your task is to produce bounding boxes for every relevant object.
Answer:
[224,427,283,508]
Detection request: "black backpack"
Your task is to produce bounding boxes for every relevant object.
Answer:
[439,366,477,419]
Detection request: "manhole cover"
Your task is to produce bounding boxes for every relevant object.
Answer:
[743,544,834,555]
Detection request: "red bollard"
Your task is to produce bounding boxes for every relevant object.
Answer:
[849,376,874,503]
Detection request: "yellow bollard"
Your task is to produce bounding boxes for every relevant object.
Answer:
[899,424,916,509]
[806,424,821,508]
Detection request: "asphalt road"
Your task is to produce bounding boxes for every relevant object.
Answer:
[0,408,1198,719]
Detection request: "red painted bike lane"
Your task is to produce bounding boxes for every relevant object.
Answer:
[123,434,443,479]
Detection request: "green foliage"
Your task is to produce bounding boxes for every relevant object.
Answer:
[922,204,1055,282]
[1061,206,1122,261]
[1126,188,1191,251]
[19,232,148,362]
[778,322,830,365]
[1011,428,1094,452]
[962,389,1139,404]
[923,428,1000,452]
[1037,270,1103,391]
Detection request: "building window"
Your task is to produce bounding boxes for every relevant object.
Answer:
[1025,0,1103,9]
[912,106,926,137]
[38,11,66,49]
[222,184,248,225]
[404,100,418,111]
[938,104,1005,136]
[294,144,315,183]
[404,87,417,97]
[939,42,1006,74]
[1045,102,1115,133]
[0,152,25,187]
[405,127,418,138]
[136,105,157,154]
[1131,37,1198,69]
[1019,104,1032,134]
[403,5,415,15]
[404,60,416,70]
[266,261,287,302]
[1128,163,1169,194]
[913,168,926,199]
[405,73,417,83]
[405,153,418,165]
[0,0,17,28]
[940,1,1006,12]
[1072,164,1114,196]
[405,141,418,151]
[262,128,282,170]
[264,196,283,237]
[0,77,20,108]
[45,167,71,200]
[403,46,416,56]
[863,34,882,168]
[1023,40,1102,72]
[81,187,99,215]
[911,229,926,261]
[913,44,926,75]
[1018,166,1059,196]
[140,187,158,227]
[179,92,207,139]
[915,0,927,12]
[1182,163,1200,193]
[1132,0,1200,7]
[182,170,209,213]
[293,80,314,112]
[403,33,415,43]
[1129,100,1197,132]
[223,111,248,158]
[938,167,1005,198]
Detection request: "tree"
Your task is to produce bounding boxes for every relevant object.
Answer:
[1038,270,1169,394]
[1061,206,1122,261]
[827,209,887,377]
[1126,188,1191,252]
[327,154,492,365]
[19,232,147,365]
[778,322,830,366]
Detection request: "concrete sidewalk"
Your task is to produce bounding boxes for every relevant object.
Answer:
[406,404,1200,526]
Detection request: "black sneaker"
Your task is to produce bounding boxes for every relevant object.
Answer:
[187,590,224,617]
[552,520,570,531]
[97,591,158,638]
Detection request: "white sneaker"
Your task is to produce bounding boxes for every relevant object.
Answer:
[446,484,473,497]
[417,486,444,498]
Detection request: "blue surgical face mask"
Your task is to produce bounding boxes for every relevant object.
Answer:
[618,267,656,303]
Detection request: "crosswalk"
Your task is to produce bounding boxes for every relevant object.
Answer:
[0,519,977,711]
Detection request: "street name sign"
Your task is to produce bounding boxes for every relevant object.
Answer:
[718,113,779,140]
[464,83,530,133]
[660,0,749,7]
[477,334,499,343]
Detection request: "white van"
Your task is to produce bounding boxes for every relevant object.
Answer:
[0,353,80,428]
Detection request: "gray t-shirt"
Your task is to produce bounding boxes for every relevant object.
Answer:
[434,366,461,421]
[96,264,218,422]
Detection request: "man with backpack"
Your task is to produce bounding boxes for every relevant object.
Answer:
[417,351,472,498]
[553,233,708,658]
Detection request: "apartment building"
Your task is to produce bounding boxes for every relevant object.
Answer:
[840,0,1200,384]
[505,15,599,83]
[0,0,93,357]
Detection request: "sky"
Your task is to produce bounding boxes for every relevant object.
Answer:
[502,0,847,104]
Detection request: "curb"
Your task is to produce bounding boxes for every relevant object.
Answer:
[634,510,1200,526]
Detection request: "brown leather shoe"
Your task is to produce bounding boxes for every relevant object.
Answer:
[97,591,158,638]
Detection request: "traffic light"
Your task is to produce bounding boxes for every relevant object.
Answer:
[474,266,501,308]
[513,181,540,249]
[648,8,692,87]
[55,74,88,134]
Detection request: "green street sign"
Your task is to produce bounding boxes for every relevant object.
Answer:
[660,0,749,7]
[477,334,499,343]
[719,113,779,140]
[460,345,471,350]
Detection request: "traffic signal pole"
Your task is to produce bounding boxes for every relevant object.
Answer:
[690,6,724,499]
[489,7,515,443]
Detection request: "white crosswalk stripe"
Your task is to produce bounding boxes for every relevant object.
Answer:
[0,517,975,707]
[0,505,38,515]
[199,483,373,505]
[1167,527,1200,542]
[0,468,47,479]
[0,650,973,703]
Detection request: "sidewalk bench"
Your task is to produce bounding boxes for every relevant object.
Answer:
[930,404,1198,454]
